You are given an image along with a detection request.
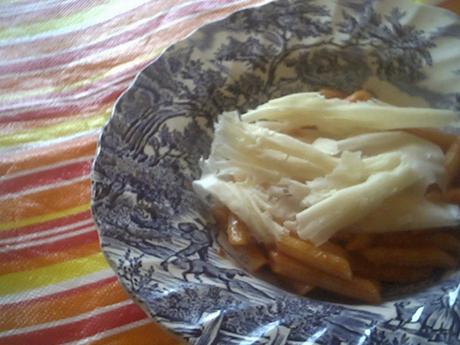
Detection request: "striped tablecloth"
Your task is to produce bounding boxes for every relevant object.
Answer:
[0,1,458,344]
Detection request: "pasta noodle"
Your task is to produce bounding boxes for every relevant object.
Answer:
[198,89,460,303]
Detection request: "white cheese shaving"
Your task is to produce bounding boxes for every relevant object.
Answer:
[193,92,460,245]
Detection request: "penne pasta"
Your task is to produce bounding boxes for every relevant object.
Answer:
[269,251,381,304]
[346,90,372,102]
[345,234,373,251]
[319,241,348,259]
[199,89,460,304]
[231,243,268,272]
[277,236,352,280]
[226,215,252,246]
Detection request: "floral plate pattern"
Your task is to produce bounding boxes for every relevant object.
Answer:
[91,0,460,344]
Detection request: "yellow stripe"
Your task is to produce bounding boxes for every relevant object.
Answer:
[0,203,90,232]
[0,110,109,147]
[0,0,134,41]
[0,253,108,295]
[0,49,163,104]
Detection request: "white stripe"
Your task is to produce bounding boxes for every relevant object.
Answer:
[0,0,194,55]
[0,0,81,16]
[62,319,151,345]
[0,218,93,245]
[0,128,100,154]
[1,60,136,106]
[0,0,224,51]
[0,0,269,110]
[0,0,252,110]
[0,225,96,253]
[0,0,270,144]
[0,71,120,107]
[0,0,254,75]
[0,155,93,181]
[0,69,129,110]
[0,0,151,45]
[0,173,90,201]
[0,32,162,112]
[0,268,115,305]
[0,70,131,110]
[0,300,134,337]
[0,0,253,109]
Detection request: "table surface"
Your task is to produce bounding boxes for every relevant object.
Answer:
[1,1,459,344]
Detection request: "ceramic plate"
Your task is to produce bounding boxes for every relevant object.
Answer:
[92,0,460,343]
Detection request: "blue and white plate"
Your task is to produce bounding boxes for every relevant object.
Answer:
[91,0,460,343]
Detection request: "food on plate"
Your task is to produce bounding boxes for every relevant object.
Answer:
[193,89,460,303]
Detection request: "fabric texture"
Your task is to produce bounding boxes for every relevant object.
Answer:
[0,0,458,344]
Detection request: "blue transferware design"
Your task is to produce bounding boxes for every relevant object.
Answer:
[92,0,460,343]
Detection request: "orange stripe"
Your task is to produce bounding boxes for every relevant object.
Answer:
[0,278,127,331]
[0,0,262,97]
[0,108,107,134]
[0,179,90,222]
[0,2,232,96]
[0,45,146,94]
[0,0,105,31]
[0,0,185,61]
[0,239,100,275]
[0,134,97,176]
[90,322,183,345]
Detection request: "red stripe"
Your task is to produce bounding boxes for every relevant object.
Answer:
[0,276,117,310]
[0,0,172,61]
[0,44,148,114]
[0,222,95,247]
[0,303,146,345]
[0,12,167,75]
[0,0,238,74]
[0,0,253,121]
[1,221,94,246]
[0,228,98,260]
[0,89,120,123]
[0,0,80,14]
[0,69,132,110]
[0,210,92,240]
[0,159,92,195]
[0,1,152,47]
[0,69,134,116]
[0,0,101,26]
